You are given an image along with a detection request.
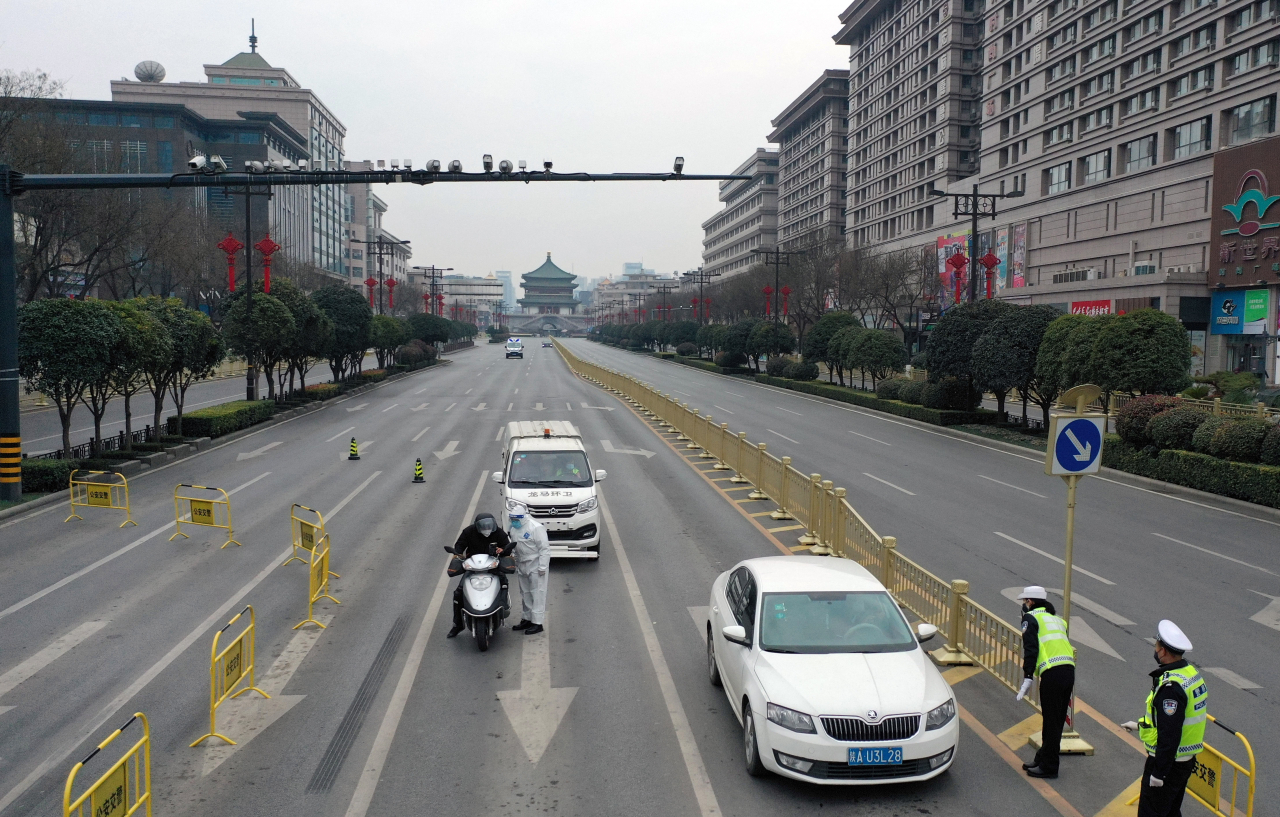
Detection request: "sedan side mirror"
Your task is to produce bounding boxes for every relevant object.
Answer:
[916,623,939,643]
[595,470,607,481]
[722,625,750,646]
[491,471,503,483]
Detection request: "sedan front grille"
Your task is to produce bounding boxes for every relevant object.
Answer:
[528,504,578,518]
[821,715,920,743]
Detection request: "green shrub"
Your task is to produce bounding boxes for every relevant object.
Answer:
[1212,418,1270,462]
[875,378,907,400]
[655,351,676,359]
[715,351,747,368]
[1145,407,1209,451]
[899,380,925,405]
[168,399,275,438]
[1261,425,1280,466]
[784,361,819,381]
[910,351,928,369]
[1181,385,1211,399]
[1223,389,1256,405]
[75,459,116,472]
[304,383,340,399]
[1103,436,1280,508]
[360,369,387,382]
[1192,416,1232,454]
[755,375,999,426]
[921,381,947,409]
[20,458,77,492]
[675,342,698,357]
[941,377,981,410]
[1116,395,1182,446]
[395,343,425,366]
[766,356,792,377]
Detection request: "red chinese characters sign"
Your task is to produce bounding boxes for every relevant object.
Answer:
[1071,299,1111,315]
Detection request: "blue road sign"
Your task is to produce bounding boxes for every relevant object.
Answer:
[1049,417,1104,475]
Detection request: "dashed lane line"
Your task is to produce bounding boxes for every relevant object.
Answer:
[712,405,734,415]
[327,426,356,443]
[863,473,916,496]
[775,407,802,415]
[411,427,431,443]
[847,430,891,446]
[444,403,456,412]
[381,404,399,413]
[978,474,1046,498]
[766,429,799,444]
[994,532,1115,585]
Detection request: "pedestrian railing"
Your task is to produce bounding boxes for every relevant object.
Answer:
[1125,714,1255,817]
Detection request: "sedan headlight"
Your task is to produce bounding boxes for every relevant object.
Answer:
[766,703,816,734]
[925,699,956,731]
[577,497,598,513]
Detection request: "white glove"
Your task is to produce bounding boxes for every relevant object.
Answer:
[1148,775,1164,788]
[537,567,547,575]
[1121,721,1139,732]
[1015,678,1033,701]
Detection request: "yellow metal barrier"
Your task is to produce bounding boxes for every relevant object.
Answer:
[66,470,136,528]
[190,605,269,746]
[64,712,151,817]
[1125,715,1256,817]
[170,484,240,548]
[295,528,339,629]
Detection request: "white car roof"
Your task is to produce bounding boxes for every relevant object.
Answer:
[739,555,883,593]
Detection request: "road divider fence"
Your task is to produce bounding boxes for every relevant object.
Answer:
[171,484,240,548]
[64,712,151,817]
[1126,714,1256,817]
[190,605,269,747]
[292,505,339,629]
[66,470,136,528]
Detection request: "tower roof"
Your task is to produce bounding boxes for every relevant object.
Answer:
[222,52,273,69]
[521,253,576,282]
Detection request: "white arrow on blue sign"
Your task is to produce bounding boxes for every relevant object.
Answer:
[1047,416,1105,476]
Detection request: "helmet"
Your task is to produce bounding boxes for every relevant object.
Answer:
[474,513,497,537]
[508,502,527,519]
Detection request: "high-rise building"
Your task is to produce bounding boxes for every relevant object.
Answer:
[701,149,780,278]
[493,271,515,308]
[768,70,851,249]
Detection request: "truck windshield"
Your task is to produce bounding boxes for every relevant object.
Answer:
[508,451,592,487]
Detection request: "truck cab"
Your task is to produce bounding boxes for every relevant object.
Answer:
[492,421,605,559]
[505,338,524,358]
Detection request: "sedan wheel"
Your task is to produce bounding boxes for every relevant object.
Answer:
[707,630,722,687]
[743,707,765,777]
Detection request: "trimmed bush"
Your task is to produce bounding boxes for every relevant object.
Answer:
[395,343,425,366]
[765,356,790,377]
[1213,418,1270,463]
[1182,385,1211,399]
[1115,395,1182,446]
[673,356,751,376]
[899,380,925,405]
[715,351,747,368]
[875,378,908,400]
[304,383,340,399]
[1261,425,1280,466]
[921,381,947,409]
[1192,416,1232,454]
[360,369,387,382]
[655,351,676,359]
[1145,406,1209,451]
[755,375,1000,426]
[675,342,698,357]
[783,360,819,381]
[1103,436,1280,508]
[168,399,275,438]
[941,377,981,411]
[20,458,77,493]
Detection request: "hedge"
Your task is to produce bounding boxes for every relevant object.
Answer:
[360,369,388,382]
[1103,435,1280,508]
[672,356,752,376]
[305,383,340,399]
[20,458,78,492]
[167,399,276,438]
[754,375,1001,426]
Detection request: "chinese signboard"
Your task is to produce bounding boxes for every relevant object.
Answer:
[996,227,1009,291]
[1211,135,1280,279]
[1070,300,1111,315]
[1210,288,1270,334]
[1011,224,1027,287]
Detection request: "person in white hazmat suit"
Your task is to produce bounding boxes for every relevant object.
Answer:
[508,503,551,635]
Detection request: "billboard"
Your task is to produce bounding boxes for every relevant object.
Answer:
[1011,224,1027,287]
[995,227,1009,291]
[1211,135,1280,280]
[1070,299,1111,315]
[1210,288,1270,334]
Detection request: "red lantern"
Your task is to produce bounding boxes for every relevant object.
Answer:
[253,233,280,294]
[217,233,244,292]
[781,285,792,316]
[364,277,378,308]
[385,278,397,308]
[762,285,773,316]
[435,293,445,316]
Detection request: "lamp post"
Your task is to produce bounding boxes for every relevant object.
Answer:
[411,265,453,315]
[752,247,793,326]
[357,235,410,315]
[655,282,678,321]
[681,266,718,324]
[930,185,1024,302]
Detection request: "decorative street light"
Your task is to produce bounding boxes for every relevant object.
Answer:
[355,235,410,315]
[217,233,244,292]
[385,277,397,310]
[682,266,718,324]
[363,277,378,308]
[752,247,793,326]
[930,184,1024,302]
[253,233,280,294]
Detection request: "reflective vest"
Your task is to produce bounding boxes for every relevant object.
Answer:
[1140,664,1209,761]
[1027,609,1075,677]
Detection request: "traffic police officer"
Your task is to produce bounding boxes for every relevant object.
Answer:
[1016,585,1075,779]
[1122,620,1208,817]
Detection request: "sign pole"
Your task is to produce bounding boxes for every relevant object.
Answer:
[1062,473,1078,626]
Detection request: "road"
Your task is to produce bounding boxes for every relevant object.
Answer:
[0,340,1255,817]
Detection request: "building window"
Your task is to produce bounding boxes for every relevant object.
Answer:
[1082,149,1111,182]
[153,116,175,129]
[237,132,261,144]
[1171,117,1211,157]
[1174,25,1214,56]
[1125,11,1163,43]
[1171,66,1213,98]
[87,113,117,127]
[1084,2,1118,28]
[210,77,228,84]
[1126,50,1161,79]
[1123,135,1157,171]
[1081,105,1113,131]
[1082,72,1115,98]
[1084,36,1117,64]
[119,140,147,173]
[1124,88,1160,116]
[120,115,150,128]
[1049,56,1077,82]
[1047,162,1072,193]
[1228,97,1275,143]
[1046,89,1076,116]
[1044,122,1075,146]
[1049,0,1079,18]
[1049,23,1078,50]
[230,77,262,85]
[1229,41,1278,76]
[156,140,173,172]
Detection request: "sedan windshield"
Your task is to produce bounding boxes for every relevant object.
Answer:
[759,591,917,654]
[508,451,592,488]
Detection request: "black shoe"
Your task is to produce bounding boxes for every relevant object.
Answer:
[1022,761,1035,771]
[447,625,464,638]
[1025,766,1057,779]
[512,620,532,631]
[524,624,544,635]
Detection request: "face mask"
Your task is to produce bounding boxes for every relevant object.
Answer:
[477,521,496,536]
[511,518,522,528]
[1153,650,1161,664]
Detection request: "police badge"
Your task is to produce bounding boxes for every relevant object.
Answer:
[1162,699,1179,716]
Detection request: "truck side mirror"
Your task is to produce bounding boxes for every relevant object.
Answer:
[595,470,607,481]
[491,471,503,483]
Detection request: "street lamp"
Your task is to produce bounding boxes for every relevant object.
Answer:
[412,265,453,315]
[752,247,793,326]
[356,235,411,315]
[930,185,1024,303]
[681,266,718,324]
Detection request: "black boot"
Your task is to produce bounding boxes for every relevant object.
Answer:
[512,619,532,631]
[524,624,544,635]
[447,624,464,638]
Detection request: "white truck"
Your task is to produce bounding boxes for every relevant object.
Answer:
[492,421,605,559]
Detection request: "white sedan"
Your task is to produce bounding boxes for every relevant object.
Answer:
[706,556,958,784]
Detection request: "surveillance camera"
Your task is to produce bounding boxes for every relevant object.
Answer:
[483,154,493,172]
[499,159,513,173]
[543,160,553,171]
[518,160,527,170]
[249,161,264,173]
[377,159,386,169]
[270,159,284,172]
[404,159,413,169]
[297,159,309,171]
[188,154,208,171]
[674,156,685,174]
[428,159,441,172]
[449,159,462,172]
[209,155,228,172]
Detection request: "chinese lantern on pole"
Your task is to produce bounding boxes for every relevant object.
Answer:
[385,278,397,309]
[702,297,711,322]
[217,233,244,292]
[781,286,792,317]
[946,253,969,305]
[979,252,1001,300]
[422,293,430,313]
[253,233,280,295]
[762,285,773,316]
[435,293,445,316]
[364,277,378,308]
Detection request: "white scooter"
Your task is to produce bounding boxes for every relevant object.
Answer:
[444,546,510,651]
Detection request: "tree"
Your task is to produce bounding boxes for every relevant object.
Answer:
[271,278,332,393]
[804,311,859,383]
[829,325,867,386]
[668,321,699,348]
[1058,313,1114,392]
[927,298,1017,385]
[105,300,171,452]
[1089,308,1193,395]
[846,330,907,387]
[408,313,452,346]
[370,315,408,368]
[696,323,724,357]
[724,318,761,370]
[221,292,296,399]
[1035,313,1091,396]
[972,304,1060,420]
[312,285,374,380]
[169,308,224,434]
[748,321,795,364]
[17,299,121,455]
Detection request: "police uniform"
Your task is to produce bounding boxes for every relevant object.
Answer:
[1136,621,1208,817]
[1018,585,1075,778]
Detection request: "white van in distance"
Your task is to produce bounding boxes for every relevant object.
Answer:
[492,421,605,559]
[505,338,524,358]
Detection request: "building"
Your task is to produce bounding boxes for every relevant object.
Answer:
[701,149,780,279]
[835,0,984,247]
[594,264,679,317]
[341,160,411,298]
[493,271,515,309]
[442,274,506,326]
[768,69,851,248]
[518,253,581,315]
[111,33,348,276]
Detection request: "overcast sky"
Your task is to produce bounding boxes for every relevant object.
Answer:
[4,1,848,282]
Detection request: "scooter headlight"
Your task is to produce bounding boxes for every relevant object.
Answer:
[577,497,597,513]
[469,575,494,591]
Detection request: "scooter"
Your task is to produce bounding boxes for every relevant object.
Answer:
[444,546,510,651]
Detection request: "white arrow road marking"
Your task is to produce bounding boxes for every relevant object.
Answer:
[326,427,356,443]
[533,403,545,411]
[1152,533,1280,577]
[1248,590,1280,631]
[994,533,1115,584]
[199,616,331,775]
[1064,428,1092,461]
[411,427,431,443]
[236,441,283,461]
[579,403,615,411]
[471,403,487,411]
[433,441,460,460]
[863,473,915,496]
[600,440,655,458]
[0,621,109,706]
[1203,667,1261,690]
[0,706,11,716]
[346,403,369,412]
[497,619,578,764]
[768,429,800,444]
[409,403,429,411]
[1066,617,1124,660]
[339,441,375,461]
[381,404,399,413]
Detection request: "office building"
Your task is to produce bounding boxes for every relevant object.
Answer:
[701,149,780,278]
[769,70,851,248]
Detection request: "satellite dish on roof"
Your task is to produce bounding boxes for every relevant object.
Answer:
[134,61,166,83]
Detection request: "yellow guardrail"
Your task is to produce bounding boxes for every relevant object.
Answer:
[64,712,151,817]
[1125,714,1256,817]
[190,605,269,747]
[171,484,240,548]
[293,508,339,629]
[66,470,136,528]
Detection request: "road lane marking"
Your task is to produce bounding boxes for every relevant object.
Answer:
[725,392,744,397]
[343,471,487,817]
[326,427,356,443]
[0,620,109,700]
[465,389,472,394]
[0,472,271,624]
[433,441,461,460]
[994,532,1115,585]
[957,704,1087,817]
[600,440,655,458]
[767,429,799,444]
[494,427,504,442]
[411,427,431,443]
[414,388,429,395]
[998,713,1043,751]
[514,389,519,394]
[847,430,891,446]
[978,474,1046,498]
[444,402,456,411]
[673,390,690,396]
[775,407,802,415]
[409,403,429,411]
[1007,588,1136,627]
[598,494,722,817]
[497,615,576,763]
[567,402,573,410]
[346,403,369,412]
[1151,532,1280,576]
[712,405,734,415]
[381,404,399,413]
[863,473,916,495]
[236,441,283,461]
[1248,590,1280,631]
[507,403,514,411]
[1203,667,1261,689]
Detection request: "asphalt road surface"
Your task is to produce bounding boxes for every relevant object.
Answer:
[0,341,1260,817]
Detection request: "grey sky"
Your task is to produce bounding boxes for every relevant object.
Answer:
[4,1,846,283]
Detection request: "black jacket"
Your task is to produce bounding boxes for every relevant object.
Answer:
[452,515,511,559]
[1147,659,1191,779]
[1021,599,1058,679]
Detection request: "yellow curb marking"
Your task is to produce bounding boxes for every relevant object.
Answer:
[998,714,1043,752]
[766,524,805,533]
[941,665,985,685]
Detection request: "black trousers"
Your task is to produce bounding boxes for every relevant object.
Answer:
[452,575,509,628]
[1033,665,1075,774]
[1137,756,1195,817]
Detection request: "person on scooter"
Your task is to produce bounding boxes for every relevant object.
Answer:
[509,503,551,635]
[447,512,511,638]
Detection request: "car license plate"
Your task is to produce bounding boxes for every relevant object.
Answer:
[848,747,903,766]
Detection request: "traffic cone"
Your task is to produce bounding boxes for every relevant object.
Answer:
[348,437,360,460]
[413,458,425,483]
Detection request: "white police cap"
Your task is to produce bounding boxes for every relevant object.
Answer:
[1156,619,1193,652]
[1017,585,1048,601]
